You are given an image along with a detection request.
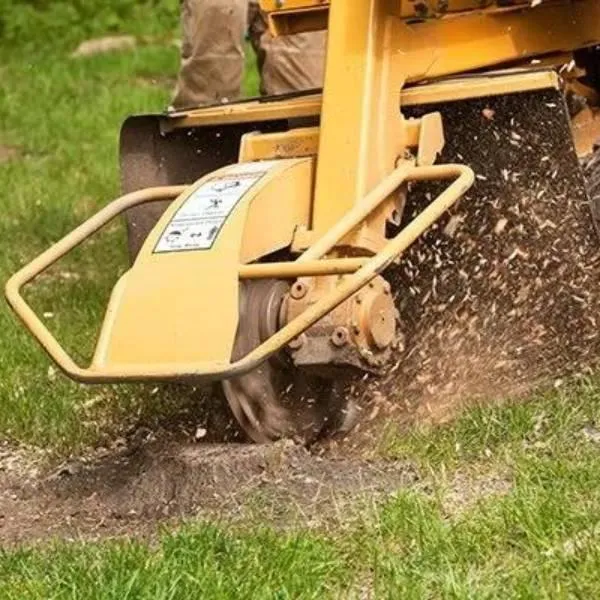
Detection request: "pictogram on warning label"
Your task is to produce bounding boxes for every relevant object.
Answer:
[154,163,275,253]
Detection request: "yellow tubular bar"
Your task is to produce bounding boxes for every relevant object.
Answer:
[240,257,369,279]
[5,163,474,384]
[5,186,188,381]
[300,162,415,262]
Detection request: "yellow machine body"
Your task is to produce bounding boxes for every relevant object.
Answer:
[94,159,312,374]
[6,0,600,439]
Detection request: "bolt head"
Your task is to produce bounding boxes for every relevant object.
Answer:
[290,281,308,300]
[331,327,350,347]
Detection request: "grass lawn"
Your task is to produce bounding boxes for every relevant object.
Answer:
[2,382,600,598]
[0,40,258,453]
[2,18,600,600]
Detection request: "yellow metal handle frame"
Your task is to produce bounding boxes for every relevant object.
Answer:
[5,186,188,381]
[5,164,474,384]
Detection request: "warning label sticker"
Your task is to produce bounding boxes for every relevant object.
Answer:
[154,168,269,253]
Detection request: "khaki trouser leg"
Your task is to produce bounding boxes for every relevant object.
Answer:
[173,0,327,108]
[261,30,327,95]
[172,0,248,109]
[248,1,326,96]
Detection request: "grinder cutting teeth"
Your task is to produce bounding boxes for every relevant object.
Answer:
[6,0,600,443]
[222,279,339,443]
[224,270,401,442]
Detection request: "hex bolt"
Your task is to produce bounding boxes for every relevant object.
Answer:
[290,281,308,300]
[331,327,350,347]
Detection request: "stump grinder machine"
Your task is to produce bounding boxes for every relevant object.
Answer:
[7,0,600,442]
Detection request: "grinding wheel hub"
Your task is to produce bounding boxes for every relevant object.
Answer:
[222,279,345,443]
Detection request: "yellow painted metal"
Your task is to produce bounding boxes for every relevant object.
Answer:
[167,0,597,160]
[237,117,443,165]
[509,52,575,73]
[266,6,329,36]
[400,0,600,84]
[260,0,540,33]
[94,159,312,371]
[312,0,405,246]
[240,257,368,279]
[571,107,600,158]
[4,186,187,382]
[260,0,325,12]
[240,159,313,263]
[312,0,600,242]
[402,70,561,107]
[261,0,600,81]
[303,161,414,262]
[395,0,532,18]
[415,113,445,167]
[163,93,322,131]
[239,127,320,161]
[260,0,328,34]
[166,70,559,131]
[5,161,473,383]
[259,0,537,16]
[9,0,600,391]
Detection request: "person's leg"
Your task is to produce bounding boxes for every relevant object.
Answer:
[262,31,327,95]
[248,2,327,96]
[171,0,248,109]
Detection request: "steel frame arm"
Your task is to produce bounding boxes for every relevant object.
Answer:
[5,162,474,384]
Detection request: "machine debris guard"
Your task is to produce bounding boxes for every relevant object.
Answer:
[6,0,600,442]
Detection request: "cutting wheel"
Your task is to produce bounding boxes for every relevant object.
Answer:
[222,279,345,443]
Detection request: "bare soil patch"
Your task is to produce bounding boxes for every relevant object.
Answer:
[0,437,418,546]
[71,36,137,58]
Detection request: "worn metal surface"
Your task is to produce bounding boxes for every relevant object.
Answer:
[286,274,398,375]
